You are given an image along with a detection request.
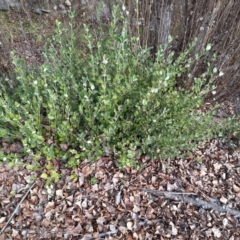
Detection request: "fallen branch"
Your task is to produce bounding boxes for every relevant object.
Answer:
[141,188,240,218]
[0,181,36,236]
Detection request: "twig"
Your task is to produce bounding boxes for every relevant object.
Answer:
[141,188,240,218]
[140,188,198,195]
[0,181,36,236]
[98,230,119,238]
[158,172,216,202]
[176,177,213,201]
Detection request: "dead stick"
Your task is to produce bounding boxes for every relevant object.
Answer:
[0,181,36,236]
[141,188,240,218]
[140,188,198,195]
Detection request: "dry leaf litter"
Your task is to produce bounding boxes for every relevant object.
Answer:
[1,137,240,239]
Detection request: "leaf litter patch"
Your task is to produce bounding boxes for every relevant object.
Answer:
[1,139,240,239]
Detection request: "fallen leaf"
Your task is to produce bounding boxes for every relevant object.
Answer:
[82,165,92,177]
[60,143,69,152]
[213,163,222,173]
[170,221,178,236]
[233,184,240,193]
[212,227,221,238]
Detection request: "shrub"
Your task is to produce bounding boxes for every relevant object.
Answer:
[0,6,236,171]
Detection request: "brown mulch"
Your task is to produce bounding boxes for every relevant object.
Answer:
[1,138,240,240]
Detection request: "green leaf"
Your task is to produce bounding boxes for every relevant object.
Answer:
[168,35,173,43]
[206,44,212,51]
[213,67,217,73]
[219,71,224,76]
[41,173,48,179]
[48,115,55,120]
[142,99,147,105]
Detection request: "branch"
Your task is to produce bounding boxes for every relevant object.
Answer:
[0,181,36,236]
[141,188,240,218]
